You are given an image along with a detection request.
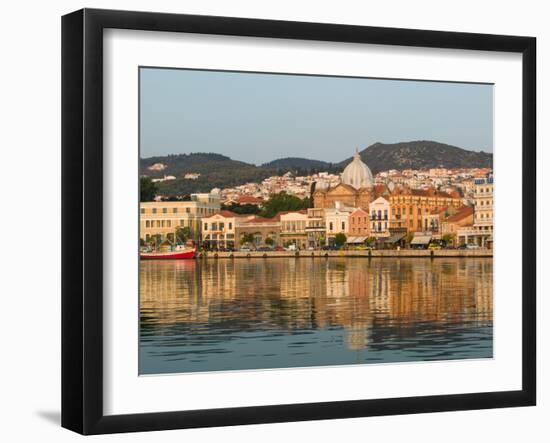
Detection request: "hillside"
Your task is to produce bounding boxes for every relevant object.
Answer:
[337,141,492,173]
[261,157,333,172]
[140,153,274,196]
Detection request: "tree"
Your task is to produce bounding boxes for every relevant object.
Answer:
[441,233,455,247]
[365,236,377,246]
[240,233,255,245]
[140,177,158,201]
[334,233,347,248]
[150,234,162,248]
[265,237,274,247]
[175,226,192,244]
[221,203,261,215]
[260,192,311,218]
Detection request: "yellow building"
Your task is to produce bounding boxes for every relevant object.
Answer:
[140,192,221,243]
[201,210,254,249]
[279,210,309,249]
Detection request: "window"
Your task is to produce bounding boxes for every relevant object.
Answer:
[219,222,225,230]
[341,221,345,231]
[167,220,171,227]
[186,208,190,213]
[152,208,157,214]
[212,223,218,231]
[145,220,150,228]
[140,208,145,214]
[329,222,333,231]
[173,208,177,213]
[161,220,165,227]
[204,223,208,231]
[162,208,167,214]
[156,220,161,227]
[180,220,185,226]
[229,222,232,230]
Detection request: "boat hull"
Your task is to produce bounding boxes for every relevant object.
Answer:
[140,249,196,260]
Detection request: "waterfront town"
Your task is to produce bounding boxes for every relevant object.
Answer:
[140,151,493,251]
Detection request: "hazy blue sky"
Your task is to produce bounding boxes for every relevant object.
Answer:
[140,68,493,164]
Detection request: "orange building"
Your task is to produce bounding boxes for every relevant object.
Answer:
[389,188,462,233]
[348,208,370,237]
[440,205,474,243]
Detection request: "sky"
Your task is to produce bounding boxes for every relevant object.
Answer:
[139,67,493,165]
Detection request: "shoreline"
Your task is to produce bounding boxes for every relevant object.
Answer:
[196,249,492,259]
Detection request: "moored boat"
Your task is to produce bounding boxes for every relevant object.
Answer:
[140,246,196,260]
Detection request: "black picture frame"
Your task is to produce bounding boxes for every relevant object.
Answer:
[62,8,536,435]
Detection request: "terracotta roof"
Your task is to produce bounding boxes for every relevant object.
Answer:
[373,183,389,197]
[392,188,460,199]
[445,205,473,222]
[237,195,264,204]
[350,208,369,217]
[430,206,447,215]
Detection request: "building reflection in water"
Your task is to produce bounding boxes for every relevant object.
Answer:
[140,258,493,374]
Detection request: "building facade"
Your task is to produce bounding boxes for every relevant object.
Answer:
[325,206,353,244]
[389,188,463,234]
[140,191,221,243]
[279,210,309,249]
[201,210,254,249]
[473,176,493,246]
[348,208,370,237]
[234,216,281,248]
[305,208,326,249]
[369,196,390,238]
[440,205,474,245]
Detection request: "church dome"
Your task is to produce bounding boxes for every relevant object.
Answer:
[341,150,374,190]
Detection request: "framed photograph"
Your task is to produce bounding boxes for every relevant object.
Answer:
[61,8,536,434]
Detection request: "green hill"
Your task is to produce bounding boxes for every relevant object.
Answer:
[337,141,492,173]
[140,153,274,196]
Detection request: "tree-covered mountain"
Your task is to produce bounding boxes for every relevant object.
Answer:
[140,153,274,196]
[337,141,492,174]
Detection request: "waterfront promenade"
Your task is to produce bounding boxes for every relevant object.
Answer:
[196,249,492,259]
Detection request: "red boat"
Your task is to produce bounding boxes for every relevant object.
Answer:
[140,246,196,260]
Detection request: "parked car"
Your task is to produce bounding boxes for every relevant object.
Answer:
[466,243,481,249]
[240,246,252,252]
[273,246,284,251]
[257,246,273,252]
[428,243,442,250]
[321,245,339,251]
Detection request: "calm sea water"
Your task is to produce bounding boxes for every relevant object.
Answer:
[139,257,493,375]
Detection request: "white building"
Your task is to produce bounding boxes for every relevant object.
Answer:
[369,196,390,237]
[325,204,353,244]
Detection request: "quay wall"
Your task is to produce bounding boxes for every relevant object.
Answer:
[197,250,492,259]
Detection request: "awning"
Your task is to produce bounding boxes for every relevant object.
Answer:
[410,234,432,245]
[346,236,368,244]
[384,233,406,244]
